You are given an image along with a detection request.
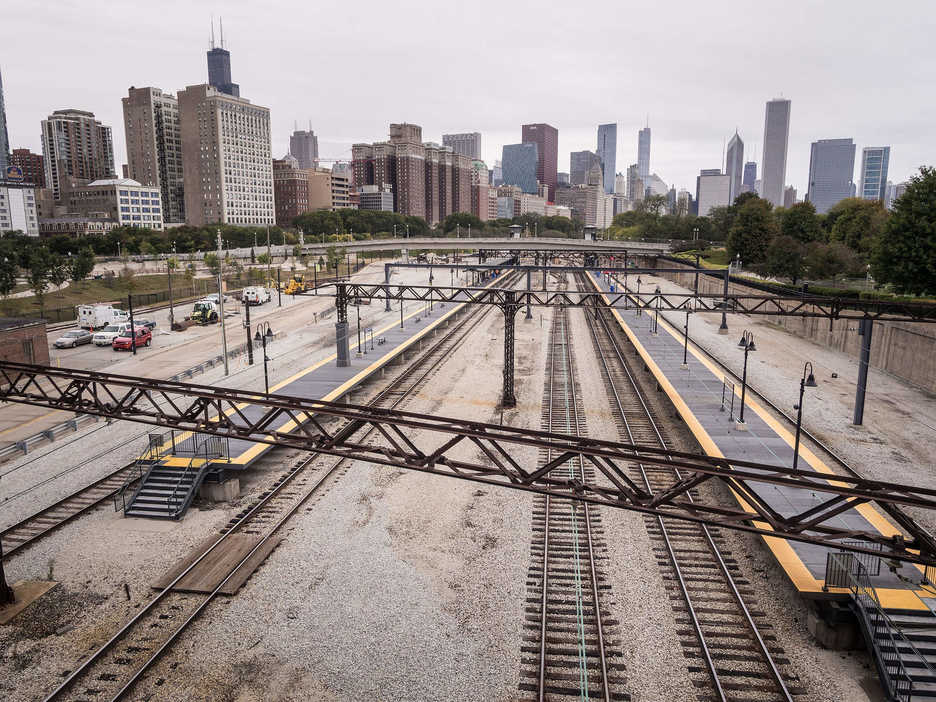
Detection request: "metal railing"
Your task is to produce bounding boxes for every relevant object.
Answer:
[165,433,227,518]
[114,433,170,513]
[826,551,934,702]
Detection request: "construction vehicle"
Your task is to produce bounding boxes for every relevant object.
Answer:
[191,299,220,325]
[283,273,307,295]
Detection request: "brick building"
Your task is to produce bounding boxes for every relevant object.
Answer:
[521,123,558,200]
[273,156,309,226]
[9,149,45,187]
[352,123,471,226]
[0,319,50,366]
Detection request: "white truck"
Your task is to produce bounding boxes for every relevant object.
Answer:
[242,286,272,305]
[77,304,130,330]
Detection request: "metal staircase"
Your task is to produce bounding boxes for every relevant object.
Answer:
[118,433,227,520]
[827,552,936,701]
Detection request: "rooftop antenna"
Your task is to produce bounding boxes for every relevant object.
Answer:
[210,15,215,49]
[220,16,225,49]
[309,119,312,132]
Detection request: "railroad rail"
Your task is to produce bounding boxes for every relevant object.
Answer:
[521,285,627,701]
[580,272,804,701]
[40,272,517,702]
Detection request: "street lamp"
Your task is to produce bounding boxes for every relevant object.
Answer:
[254,322,274,395]
[242,295,254,365]
[736,331,756,427]
[636,277,642,316]
[792,362,818,469]
[652,286,661,334]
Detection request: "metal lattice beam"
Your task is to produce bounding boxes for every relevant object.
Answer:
[1,361,935,565]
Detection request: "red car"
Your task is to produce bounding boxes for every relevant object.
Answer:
[112,326,152,351]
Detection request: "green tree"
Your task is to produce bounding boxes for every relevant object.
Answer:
[442,212,484,233]
[707,206,734,241]
[778,201,821,243]
[26,247,55,318]
[257,253,271,266]
[727,198,778,264]
[0,252,17,297]
[827,198,888,255]
[204,252,220,276]
[70,247,95,283]
[804,242,864,280]
[49,255,71,303]
[761,235,805,283]
[871,166,936,294]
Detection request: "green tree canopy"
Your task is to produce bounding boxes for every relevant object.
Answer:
[778,201,821,243]
[442,212,484,233]
[871,166,936,295]
[761,235,805,283]
[827,198,889,255]
[726,198,777,264]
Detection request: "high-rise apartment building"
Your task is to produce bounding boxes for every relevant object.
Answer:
[614,173,626,195]
[570,150,601,186]
[597,123,617,195]
[442,132,481,159]
[806,138,856,214]
[290,128,318,170]
[9,149,45,187]
[742,161,757,193]
[761,98,791,207]
[696,169,730,216]
[626,164,644,202]
[122,87,185,224]
[206,20,239,97]
[521,123,558,200]
[637,126,651,179]
[352,123,471,225]
[0,183,38,235]
[858,146,890,202]
[0,68,9,176]
[726,132,744,204]
[273,156,310,226]
[501,143,539,194]
[555,184,613,228]
[783,186,797,208]
[178,84,273,226]
[41,109,115,200]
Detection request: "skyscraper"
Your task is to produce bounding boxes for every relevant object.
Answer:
[10,149,45,187]
[806,138,856,214]
[442,132,481,159]
[725,132,744,204]
[290,128,319,170]
[597,123,617,195]
[521,123,558,200]
[696,169,730,216]
[41,109,115,200]
[0,68,9,176]
[179,84,273,225]
[570,150,601,186]
[742,161,757,193]
[761,98,791,207]
[637,126,651,179]
[122,87,185,223]
[858,146,891,202]
[206,19,240,97]
[501,143,539,194]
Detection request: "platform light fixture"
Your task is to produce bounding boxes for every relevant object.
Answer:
[736,331,756,427]
[792,361,818,469]
[254,322,274,395]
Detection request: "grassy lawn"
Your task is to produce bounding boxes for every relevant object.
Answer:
[0,274,196,320]
[673,248,731,268]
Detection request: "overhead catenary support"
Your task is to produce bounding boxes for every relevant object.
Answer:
[525,270,533,320]
[335,282,350,367]
[384,263,392,311]
[853,318,873,425]
[502,290,520,407]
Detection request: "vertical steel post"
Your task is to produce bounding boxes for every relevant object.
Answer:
[244,300,253,365]
[853,318,873,425]
[384,263,391,311]
[167,260,174,329]
[739,345,750,424]
[277,268,282,307]
[719,268,729,333]
[335,283,350,367]
[793,379,806,469]
[502,291,518,408]
[525,269,533,320]
[682,309,690,368]
[127,294,137,355]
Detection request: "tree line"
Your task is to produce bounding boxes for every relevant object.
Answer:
[607,166,936,295]
[0,236,96,316]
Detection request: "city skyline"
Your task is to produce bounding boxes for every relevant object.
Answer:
[2,4,933,201]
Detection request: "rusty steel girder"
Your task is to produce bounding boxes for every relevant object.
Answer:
[1,360,935,566]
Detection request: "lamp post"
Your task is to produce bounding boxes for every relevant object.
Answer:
[243,296,254,365]
[254,322,274,395]
[652,286,661,334]
[737,331,756,427]
[682,307,691,368]
[792,362,818,469]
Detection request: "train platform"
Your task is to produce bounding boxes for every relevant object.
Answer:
[585,270,932,611]
[149,269,511,475]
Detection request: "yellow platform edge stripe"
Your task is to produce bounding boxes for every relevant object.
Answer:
[587,271,929,609]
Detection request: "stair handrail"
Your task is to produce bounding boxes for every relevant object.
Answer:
[113,438,162,513]
[165,433,220,518]
[828,552,935,701]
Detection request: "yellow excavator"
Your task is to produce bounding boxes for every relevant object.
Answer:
[283,273,307,295]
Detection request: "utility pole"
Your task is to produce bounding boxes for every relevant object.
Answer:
[217,229,229,376]
[266,226,271,286]
[167,253,175,329]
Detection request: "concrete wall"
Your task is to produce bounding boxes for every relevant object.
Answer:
[650,259,936,395]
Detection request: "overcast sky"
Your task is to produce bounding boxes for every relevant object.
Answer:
[4,1,934,198]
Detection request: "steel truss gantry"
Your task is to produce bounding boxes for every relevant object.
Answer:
[1,360,935,568]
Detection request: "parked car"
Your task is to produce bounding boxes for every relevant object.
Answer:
[133,318,157,330]
[93,323,131,346]
[53,329,93,348]
[112,326,152,351]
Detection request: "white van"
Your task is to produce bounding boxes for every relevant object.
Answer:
[242,286,272,305]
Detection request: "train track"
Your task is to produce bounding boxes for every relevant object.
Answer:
[579,272,804,702]
[520,290,628,701]
[41,274,516,702]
